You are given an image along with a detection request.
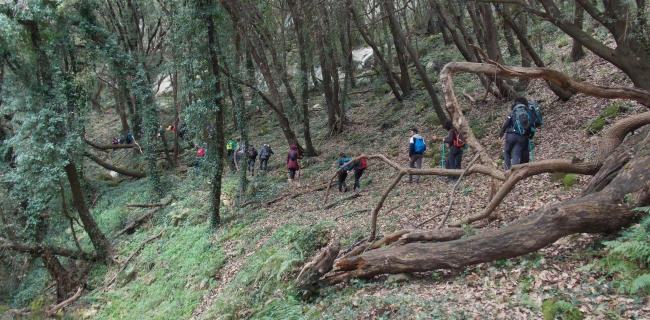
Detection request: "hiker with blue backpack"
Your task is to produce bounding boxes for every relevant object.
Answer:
[499,97,542,170]
[337,152,352,192]
[433,120,466,182]
[406,128,426,184]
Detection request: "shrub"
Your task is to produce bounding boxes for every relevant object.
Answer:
[582,207,650,295]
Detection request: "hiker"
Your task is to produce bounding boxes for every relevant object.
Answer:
[195,146,206,168]
[433,120,466,182]
[286,144,301,181]
[112,137,119,145]
[227,138,237,166]
[125,131,133,144]
[248,145,258,176]
[178,123,186,140]
[353,152,367,192]
[406,128,426,184]
[499,97,533,170]
[235,140,245,165]
[337,152,351,192]
[258,144,274,171]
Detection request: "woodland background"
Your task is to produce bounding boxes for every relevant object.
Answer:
[1,0,650,319]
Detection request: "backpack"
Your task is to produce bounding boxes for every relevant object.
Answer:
[511,104,532,135]
[340,157,352,171]
[197,148,205,157]
[413,137,426,154]
[528,100,544,127]
[250,148,258,159]
[452,129,466,147]
[289,150,297,160]
[259,147,269,159]
[358,158,367,170]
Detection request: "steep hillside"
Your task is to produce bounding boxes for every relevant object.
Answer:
[3,40,648,320]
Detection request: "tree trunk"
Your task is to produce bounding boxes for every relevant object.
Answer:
[63,162,112,263]
[287,0,314,137]
[383,0,411,97]
[207,0,226,229]
[350,3,403,101]
[570,2,586,62]
[477,3,514,98]
[503,18,518,56]
[495,5,572,101]
[385,0,449,123]
[42,249,79,303]
[171,72,180,166]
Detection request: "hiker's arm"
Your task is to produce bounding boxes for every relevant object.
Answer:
[499,117,512,137]
[443,130,454,144]
[408,138,414,157]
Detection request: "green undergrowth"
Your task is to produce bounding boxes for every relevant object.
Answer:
[200,221,332,319]
[85,224,225,319]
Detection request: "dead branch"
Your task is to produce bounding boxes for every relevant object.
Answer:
[106,226,167,288]
[113,195,173,238]
[334,209,370,221]
[265,182,330,206]
[295,242,340,294]
[438,153,481,229]
[84,153,147,178]
[323,193,361,210]
[46,287,83,317]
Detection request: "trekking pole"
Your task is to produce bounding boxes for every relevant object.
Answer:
[529,139,535,162]
[440,144,445,181]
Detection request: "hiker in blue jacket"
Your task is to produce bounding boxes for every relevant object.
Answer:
[406,128,425,184]
[337,152,351,192]
[433,120,465,182]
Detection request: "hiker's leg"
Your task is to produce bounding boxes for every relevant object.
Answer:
[408,157,416,182]
[504,133,517,170]
[511,135,526,166]
[415,154,422,182]
[289,169,296,180]
[354,169,363,190]
[338,172,345,191]
[520,139,530,164]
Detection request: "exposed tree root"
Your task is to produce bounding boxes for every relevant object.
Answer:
[113,195,173,238]
[46,287,83,317]
[0,240,96,261]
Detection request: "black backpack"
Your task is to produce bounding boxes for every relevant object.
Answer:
[528,100,543,127]
[289,150,297,160]
[249,148,258,159]
[511,104,532,135]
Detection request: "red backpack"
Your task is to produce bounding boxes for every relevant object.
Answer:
[452,129,466,147]
[358,158,367,170]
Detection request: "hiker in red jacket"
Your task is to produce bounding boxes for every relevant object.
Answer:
[286,144,302,181]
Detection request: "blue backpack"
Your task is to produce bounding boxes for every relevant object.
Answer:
[339,157,352,171]
[528,100,543,127]
[413,137,426,154]
[512,104,532,135]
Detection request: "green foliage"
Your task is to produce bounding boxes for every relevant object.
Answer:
[91,225,225,319]
[542,298,584,320]
[562,174,577,190]
[551,172,568,182]
[583,207,650,295]
[587,117,607,134]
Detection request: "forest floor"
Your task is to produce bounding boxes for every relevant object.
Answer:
[23,39,649,319]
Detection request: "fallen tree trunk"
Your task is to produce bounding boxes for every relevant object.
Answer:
[322,140,650,284]
[0,240,96,261]
[84,153,147,178]
[113,195,173,238]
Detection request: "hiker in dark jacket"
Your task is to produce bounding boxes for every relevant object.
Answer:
[433,120,463,182]
[499,97,531,170]
[406,128,425,184]
[286,144,301,181]
[258,144,274,171]
[353,152,367,192]
[248,146,258,176]
[337,152,351,192]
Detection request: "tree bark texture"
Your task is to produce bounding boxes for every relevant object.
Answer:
[64,162,112,263]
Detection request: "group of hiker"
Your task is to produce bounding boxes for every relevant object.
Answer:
[405,96,542,183]
[193,96,541,187]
